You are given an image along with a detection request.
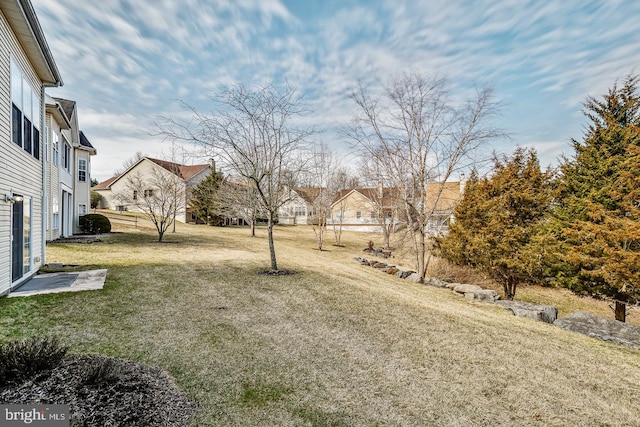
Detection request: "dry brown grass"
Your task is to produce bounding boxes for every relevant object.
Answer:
[1,221,639,426]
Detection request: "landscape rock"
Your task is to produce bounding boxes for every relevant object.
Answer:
[496,300,558,324]
[397,270,415,280]
[406,273,422,283]
[353,257,369,265]
[445,282,459,290]
[452,283,483,295]
[465,289,500,302]
[372,262,388,269]
[384,267,399,275]
[554,311,640,350]
[425,277,448,288]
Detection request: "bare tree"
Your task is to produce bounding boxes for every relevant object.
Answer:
[360,158,400,250]
[306,144,336,251]
[327,168,358,247]
[158,83,314,270]
[346,73,501,281]
[114,166,185,242]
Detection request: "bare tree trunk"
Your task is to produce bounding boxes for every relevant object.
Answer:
[250,219,255,237]
[615,301,627,322]
[172,212,176,233]
[268,214,278,271]
[503,278,516,300]
[417,230,427,282]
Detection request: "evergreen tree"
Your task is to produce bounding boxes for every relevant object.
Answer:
[436,148,554,299]
[190,169,225,225]
[552,76,640,321]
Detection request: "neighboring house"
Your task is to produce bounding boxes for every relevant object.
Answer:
[75,130,97,229]
[421,181,463,234]
[93,157,211,223]
[278,187,323,225]
[328,182,462,233]
[329,184,400,233]
[0,0,63,294]
[44,95,96,239]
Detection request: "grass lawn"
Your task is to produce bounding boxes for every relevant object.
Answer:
[1,221,640,426]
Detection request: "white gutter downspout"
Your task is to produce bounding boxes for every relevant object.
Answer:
[41,83,59,265]
[40,86,47,266]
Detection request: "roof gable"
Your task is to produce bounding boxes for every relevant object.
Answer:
[78,131,96,153]
[95,157,211,190]
[93,176,117,190]
[53,97,75,120]
[146,157,210,180]
[294,187,323,204]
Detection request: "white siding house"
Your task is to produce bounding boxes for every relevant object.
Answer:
[0,0,63,295]
[278,187,323,225]
[94,157,210,224]
[43,96,96,240]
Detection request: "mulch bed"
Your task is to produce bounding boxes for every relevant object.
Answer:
[257,270,298,276]
[0,355,196,426]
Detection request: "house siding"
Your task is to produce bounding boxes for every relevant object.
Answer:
[73,149,91,233]
[0,8,45,294]
[97,158,209,224]
[44,112,61,240]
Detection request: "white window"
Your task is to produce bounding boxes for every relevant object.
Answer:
[52,196,59,229]
[78,159,87,182]
[62,142,70,171]
[52,133,59,166]
[44,126,49,161]
[78,204,87,216]
[10,59,40,159]
[356,211,362,219]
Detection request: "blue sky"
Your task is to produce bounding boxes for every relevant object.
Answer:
[32,0,640,181]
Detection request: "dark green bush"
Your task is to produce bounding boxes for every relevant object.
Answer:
[0,336,68,386]
[79,213,112,234]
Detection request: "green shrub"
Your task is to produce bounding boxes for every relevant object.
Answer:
[0,336,68,386]
[79,213,112,234]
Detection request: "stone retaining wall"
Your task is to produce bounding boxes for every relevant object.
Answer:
[354,256,640,350]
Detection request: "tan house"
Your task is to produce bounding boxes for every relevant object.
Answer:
[329,182,462,233]
[0,0,63,294]
[329,184,400,232]
[93,157,211,223]
[278,187,324,225]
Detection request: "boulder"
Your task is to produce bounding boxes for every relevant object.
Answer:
[425,277,448,288]
[372,262,388,269]
[452,283,483,295]
[384,267,399,275]
[554,311,640,350]
[406,273,422,283]
[496,300,558,324]
[464,289,500,302]
[353,257,369,265]
[395,270,413,279]
[445,282,459,290]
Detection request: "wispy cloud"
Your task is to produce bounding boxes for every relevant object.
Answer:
[32,0,640,179]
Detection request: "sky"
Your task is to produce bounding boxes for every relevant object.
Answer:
[31,0,640,182]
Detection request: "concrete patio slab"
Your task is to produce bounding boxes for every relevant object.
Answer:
[9,269,108,297]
